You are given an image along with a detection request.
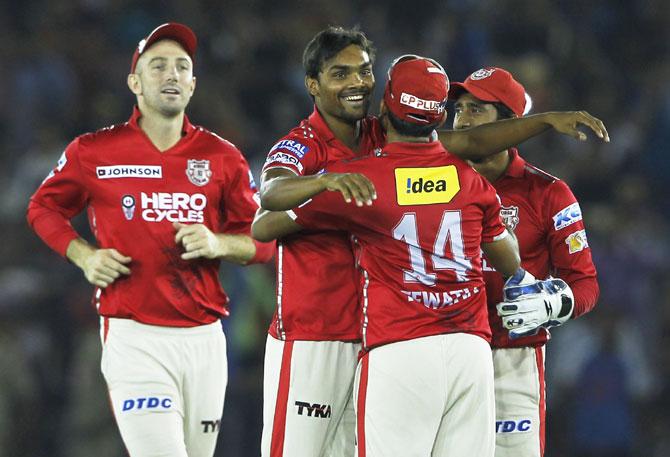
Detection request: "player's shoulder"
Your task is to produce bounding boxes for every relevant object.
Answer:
[191,124,244,155]
[521,160,560,186]
[271,118,326,153]
[75,121,131,147]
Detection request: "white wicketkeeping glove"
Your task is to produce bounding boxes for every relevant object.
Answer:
[496,269,575,339]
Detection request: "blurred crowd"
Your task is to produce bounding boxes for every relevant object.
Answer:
[1,1,669,456]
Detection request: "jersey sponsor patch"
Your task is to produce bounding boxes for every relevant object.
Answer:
[496,419,532,434]
[97,165,162,179]
[186,159,212,186]
[500,205,519,230]
[395,166,460,206]
[565,229,589,254]
[140,192,207,223]
[270,139,310,158]
[552,202,582,230]
[265,152,304,172]
[121,194,136,220]
[121,396,173,412]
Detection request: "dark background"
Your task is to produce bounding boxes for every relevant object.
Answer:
[1,1,669,456]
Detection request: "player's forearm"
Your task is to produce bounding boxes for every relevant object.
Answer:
[260,174,328,211]
[66,237,97,270]
[481,229,520,278]
[251,209,302,242]
[439,113,555,160]
[215,233,258,265]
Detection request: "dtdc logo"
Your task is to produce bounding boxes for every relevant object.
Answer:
[496,419,532,434]
[395,166,461,206]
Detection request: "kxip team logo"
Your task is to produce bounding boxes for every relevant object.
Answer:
[500,205,520,230]
[186,159,212,186]
[395,166,460,206]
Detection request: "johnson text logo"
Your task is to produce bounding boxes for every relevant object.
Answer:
[395,166,460,206]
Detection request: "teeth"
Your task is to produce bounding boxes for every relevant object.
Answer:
[344,95,364,101]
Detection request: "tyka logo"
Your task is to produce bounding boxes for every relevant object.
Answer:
[201,419,222,433]
[295,401,332,418]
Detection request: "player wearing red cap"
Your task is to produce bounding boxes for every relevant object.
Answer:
[26,23,274,457]
[450,67,600,457]
[258,26,609,457]
[254,54,525,457]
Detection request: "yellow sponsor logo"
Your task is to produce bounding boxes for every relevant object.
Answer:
[395,166,460,206]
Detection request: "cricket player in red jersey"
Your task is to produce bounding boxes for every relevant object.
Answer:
[258,27,609,457]
[450,67,600,457]
[26,23,274,457]
[255,55,526,457]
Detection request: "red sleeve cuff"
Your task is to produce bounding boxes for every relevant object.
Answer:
[249,239,275,264]
[570,276,600,318]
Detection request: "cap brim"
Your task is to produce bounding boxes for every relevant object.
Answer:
[447,81,503,104]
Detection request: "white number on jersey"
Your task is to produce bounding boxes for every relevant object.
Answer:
[392,211,472,286]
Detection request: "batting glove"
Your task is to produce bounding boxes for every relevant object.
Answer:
[497,269,574,339]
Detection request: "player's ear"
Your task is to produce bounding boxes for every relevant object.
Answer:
[189,76,196,96]
[436,111,448,129]
[127,73,142,95]
[305,76,319,98]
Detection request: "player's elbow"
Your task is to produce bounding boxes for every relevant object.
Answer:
[259,192,285,212]
[251,219,275,243]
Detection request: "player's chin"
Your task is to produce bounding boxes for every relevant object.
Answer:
[340,101,370,122]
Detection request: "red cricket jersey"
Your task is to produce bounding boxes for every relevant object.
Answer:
[27,107,267,327]
[262,107,385,341]
[481,149,599,348]
[291,140,507,350]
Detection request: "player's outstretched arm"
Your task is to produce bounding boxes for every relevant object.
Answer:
[439,111,609,161]
[260,168,376,211]
[251,209,303,242]
[66,238,132,288]
[481,229,521,278]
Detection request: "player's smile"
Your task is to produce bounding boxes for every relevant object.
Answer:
[339,90,370,110]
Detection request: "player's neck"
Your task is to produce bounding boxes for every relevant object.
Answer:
[471,150,511,183]
[319,109,361,151]
[137,104,185,152]
[386,129,432,144]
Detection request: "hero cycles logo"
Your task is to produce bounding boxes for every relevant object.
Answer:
[121,192,207,223]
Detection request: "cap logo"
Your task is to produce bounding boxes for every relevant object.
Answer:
[400,92,445,113]
[138,38,147,54]
[470,68,496,80]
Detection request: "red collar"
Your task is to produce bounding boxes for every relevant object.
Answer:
[503,148,526,178]
[128,105,195,136]
[307,106,366,150]
[383,139,446,156]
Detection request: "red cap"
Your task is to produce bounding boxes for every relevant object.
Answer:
[383,55,449,125]
[130,22,197,73]
[448,67,529,117]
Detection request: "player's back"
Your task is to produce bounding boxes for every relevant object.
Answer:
[293,140,506,350]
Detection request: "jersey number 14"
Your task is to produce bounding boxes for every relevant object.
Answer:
[393,211,472,286]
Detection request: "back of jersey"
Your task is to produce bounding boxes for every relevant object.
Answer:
[291,140,506,350]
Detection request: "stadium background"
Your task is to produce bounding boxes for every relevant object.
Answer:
[1,1,668,456]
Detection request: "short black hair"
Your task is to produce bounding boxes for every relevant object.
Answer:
[387,111,440,137]
[491,101,516,120]
[302,26,376,78]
